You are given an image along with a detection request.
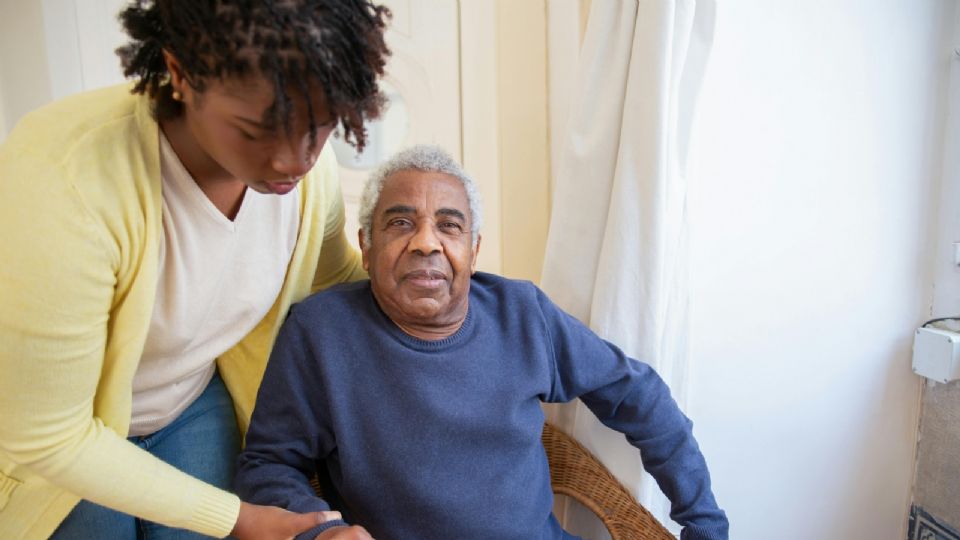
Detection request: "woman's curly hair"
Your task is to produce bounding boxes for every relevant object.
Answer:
[116,0,391,151]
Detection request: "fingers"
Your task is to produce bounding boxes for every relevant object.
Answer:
[232,502,348,540]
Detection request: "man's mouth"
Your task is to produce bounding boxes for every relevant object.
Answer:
[403,269,447,289]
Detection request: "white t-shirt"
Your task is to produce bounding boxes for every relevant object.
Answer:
[129,133,300,436]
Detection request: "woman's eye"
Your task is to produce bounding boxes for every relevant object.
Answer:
[238,127,276,142]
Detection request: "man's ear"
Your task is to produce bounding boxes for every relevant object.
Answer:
[359,229,370,271]
[471,234,482,273]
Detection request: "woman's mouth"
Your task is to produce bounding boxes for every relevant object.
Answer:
[265,178,301,195]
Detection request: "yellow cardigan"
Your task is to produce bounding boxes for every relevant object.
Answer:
[0,85,364,539]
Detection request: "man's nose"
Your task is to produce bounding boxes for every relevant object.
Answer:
[272,135,318,178]
[408,223,442,255]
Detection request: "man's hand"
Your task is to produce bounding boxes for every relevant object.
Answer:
[230,501,342,540]
[314,525,374,539]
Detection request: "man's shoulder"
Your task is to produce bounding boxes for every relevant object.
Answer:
[470,272,558,320]
[471,272,578,332]
[471,271,536,292]
[471,271,546,302]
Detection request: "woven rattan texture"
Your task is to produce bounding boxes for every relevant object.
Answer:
[542,422,674,540]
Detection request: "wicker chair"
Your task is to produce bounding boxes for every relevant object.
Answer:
[542,422,674,540]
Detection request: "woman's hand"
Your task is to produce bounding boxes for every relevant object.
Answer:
[315,525,374,539]
[230,501,342,540]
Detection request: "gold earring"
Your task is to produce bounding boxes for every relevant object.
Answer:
[172,90,182,101]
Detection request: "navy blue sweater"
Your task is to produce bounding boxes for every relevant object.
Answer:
[235,272,728,540]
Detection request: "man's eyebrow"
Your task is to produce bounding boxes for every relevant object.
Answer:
[383,205,417,215]
[437,208,466,221]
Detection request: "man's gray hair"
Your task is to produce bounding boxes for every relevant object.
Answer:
[359,144,483,247]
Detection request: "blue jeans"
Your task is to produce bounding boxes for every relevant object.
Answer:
[51,371,241,539]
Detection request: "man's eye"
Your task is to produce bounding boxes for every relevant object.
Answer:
[439,222,464,233]
[239,129,259,141]
[387,218,412,228]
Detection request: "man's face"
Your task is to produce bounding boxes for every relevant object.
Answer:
[361,169,480,338]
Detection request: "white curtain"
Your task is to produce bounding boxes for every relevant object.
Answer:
[540,0,715,534]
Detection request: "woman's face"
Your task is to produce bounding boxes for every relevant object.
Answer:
[176,73,337,195]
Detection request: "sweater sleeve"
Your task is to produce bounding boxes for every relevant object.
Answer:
[536,288,729,540]
[235,309,348,540]
[311,151,366,294]
[0,122,240,536]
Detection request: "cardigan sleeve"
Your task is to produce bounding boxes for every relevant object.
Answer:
[0,106,240,537]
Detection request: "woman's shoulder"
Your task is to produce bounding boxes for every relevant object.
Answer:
[6,84,146,154]
[0,84,161,252]
[2,84,158,191]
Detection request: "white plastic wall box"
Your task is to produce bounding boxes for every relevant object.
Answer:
[912,327,960,383]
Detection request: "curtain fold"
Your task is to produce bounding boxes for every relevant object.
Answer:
[541,0,715,534]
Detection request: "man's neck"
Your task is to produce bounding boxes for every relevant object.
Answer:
[393,319,465,341]
[372,293,469,341]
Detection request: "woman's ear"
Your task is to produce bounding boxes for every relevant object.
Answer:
[162,50,187,100]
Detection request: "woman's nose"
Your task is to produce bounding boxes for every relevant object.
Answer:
[272,136,318,178]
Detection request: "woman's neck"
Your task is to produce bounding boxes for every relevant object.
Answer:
[160,117,247,220]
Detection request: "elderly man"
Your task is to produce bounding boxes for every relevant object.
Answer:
[234,145,728,540]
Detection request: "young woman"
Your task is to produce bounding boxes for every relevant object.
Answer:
[0,1,389,538]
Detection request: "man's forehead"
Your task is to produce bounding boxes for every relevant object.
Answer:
[378,170,469,209]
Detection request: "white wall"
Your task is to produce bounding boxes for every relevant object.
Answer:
[40,0,128,101]
[687,1,953,539]
[0,0,128,141]
[0,1,53,139]
[931,2,960,318]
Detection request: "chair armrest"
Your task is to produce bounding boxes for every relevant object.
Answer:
[542,422,675,540]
